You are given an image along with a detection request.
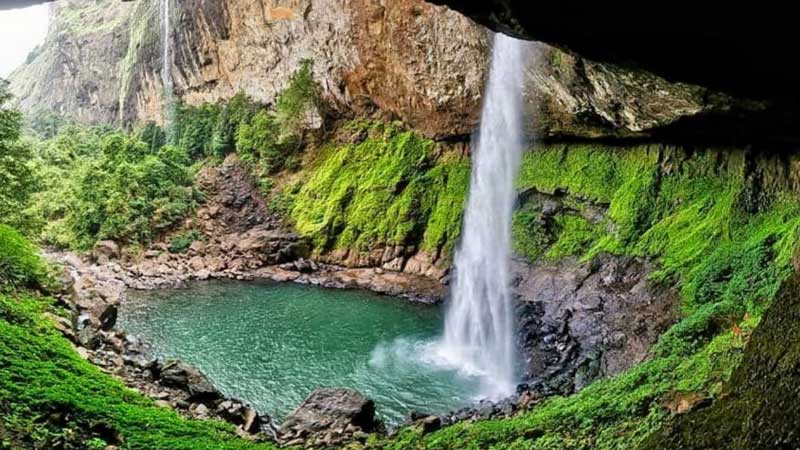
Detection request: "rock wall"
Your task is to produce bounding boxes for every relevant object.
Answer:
[8,0,743,140]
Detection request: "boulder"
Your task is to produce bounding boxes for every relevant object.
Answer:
[188,256,206,271]
[159,360,222,403]
[98,304,118,331]
[281,388,377,435]
[93,240,120,264]
[77,326,101,350]
[189,240,206,255]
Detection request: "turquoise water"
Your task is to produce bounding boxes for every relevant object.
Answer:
[119,280,480,424]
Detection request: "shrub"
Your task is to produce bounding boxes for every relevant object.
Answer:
[168,229,201,254]
[28,128,198,250]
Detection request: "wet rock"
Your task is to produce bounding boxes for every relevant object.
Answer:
[77,326,101,350]
[418,415,441,435]
[159,360,222,403]
[98,304,118,331]
[281,388,377,439]
[514,254,679,395]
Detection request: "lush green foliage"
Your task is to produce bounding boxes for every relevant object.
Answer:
[236,60,320,175]
[273,59,321,142]
[26,126,198,250]
[0,79,37,233]
[0,225,48,291]
[286,121,469,257]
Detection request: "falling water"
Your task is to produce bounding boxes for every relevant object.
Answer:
[437,33,528,399]
[160,0,174,131]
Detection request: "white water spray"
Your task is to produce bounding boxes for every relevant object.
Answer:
[436,33,529,399]
[160,0,174,130]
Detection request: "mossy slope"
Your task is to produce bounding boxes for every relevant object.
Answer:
[0,231,276,450]
[287,122,470,259]
[640,273,800,450]
[370,142,800,450]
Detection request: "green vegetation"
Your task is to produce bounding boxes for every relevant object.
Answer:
[236,60,320,175]
[0,225,48,292]
[285,121,469,258]
[374,143,800,450]
[168,229,201,254]
[26,127,198,250]
[0,230,278,449]
[0,80,37,233]
[172,61,320,176]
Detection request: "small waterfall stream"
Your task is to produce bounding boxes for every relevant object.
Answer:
[436,33,529,399]
[160,0,174,131]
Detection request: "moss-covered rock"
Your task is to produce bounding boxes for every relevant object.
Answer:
[639,273,800,450]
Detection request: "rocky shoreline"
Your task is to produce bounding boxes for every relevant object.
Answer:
[47,246,418,447]
[48,243,554,447]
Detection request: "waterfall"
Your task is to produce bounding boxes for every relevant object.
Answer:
[160,0,174,132]
[437,33,529,399]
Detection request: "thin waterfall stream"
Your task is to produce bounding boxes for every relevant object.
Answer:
[433,33,529,399]
[160,0,174,131]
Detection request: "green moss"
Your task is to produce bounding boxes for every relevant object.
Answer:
[545,215,605,260]
[0,231,276,449]
[511,206,551,262]
[377,143,800,450]
[288,122,468,258]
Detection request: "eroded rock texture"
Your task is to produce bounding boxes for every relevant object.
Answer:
[9,0,747,140]
[514,256,679,394]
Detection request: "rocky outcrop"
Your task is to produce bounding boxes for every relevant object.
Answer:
[279,388,377,447]
[8,0,754,141]
[46,261,276,436]
[514,255,679,394]
[428,1,799,102]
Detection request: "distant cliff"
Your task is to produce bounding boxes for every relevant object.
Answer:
[8,0,746,141]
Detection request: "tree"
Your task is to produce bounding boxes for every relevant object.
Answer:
[0,79,36,233]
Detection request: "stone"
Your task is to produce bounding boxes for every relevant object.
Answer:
[419,415,441,435]
[189,240,206,255]
[93,240,120,264]
[514,254,679,395]
[159,360,222,403]
[98,304,118,331]
[188,256,205,272]
[77,326,101,350]
[281,388,377,436]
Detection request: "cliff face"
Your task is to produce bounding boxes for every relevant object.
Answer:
[8,0,743,140]
[8,1,137,124]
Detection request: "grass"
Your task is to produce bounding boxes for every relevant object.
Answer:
[0,292,281,450]
[0,227,277,449]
